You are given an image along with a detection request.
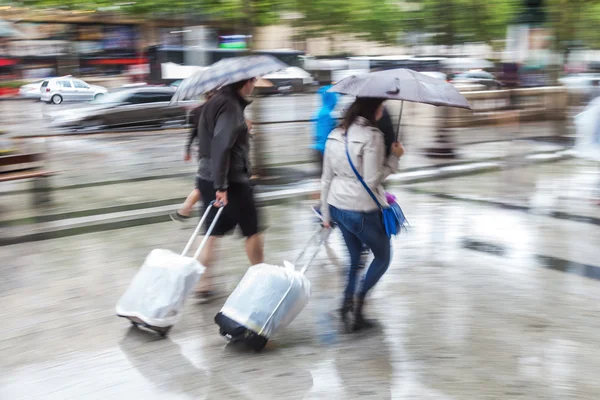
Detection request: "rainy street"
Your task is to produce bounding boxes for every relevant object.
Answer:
[2,154,600,399]
[2,0,600,397]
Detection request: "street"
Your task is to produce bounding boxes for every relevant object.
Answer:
[2,158,600,399]
[0,94,333,137]
[2,86,599,400]
[2,0,600,397]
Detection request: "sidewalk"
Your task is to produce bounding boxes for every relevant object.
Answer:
[2,191,600,399]
[3,128,565,193]
[0,138,572,245]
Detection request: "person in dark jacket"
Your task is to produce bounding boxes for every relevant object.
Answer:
[170,91,216,222]
[194,78,263,299]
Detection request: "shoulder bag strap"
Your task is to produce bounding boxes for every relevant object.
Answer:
[344,130,383,210]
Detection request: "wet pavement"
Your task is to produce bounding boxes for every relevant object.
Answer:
[410,158,600,222]
[2,183,600,399]
[3,92,598,399]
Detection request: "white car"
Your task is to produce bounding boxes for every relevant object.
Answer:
[19,80,46,99]
[40,76,108,105]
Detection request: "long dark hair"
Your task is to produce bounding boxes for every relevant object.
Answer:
[341,97,384,130]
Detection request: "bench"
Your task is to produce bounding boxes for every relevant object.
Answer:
[0,152,55,205]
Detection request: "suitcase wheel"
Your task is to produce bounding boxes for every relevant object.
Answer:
[246,332,268,352]
[124,316,171,338]
[153,325,172,338]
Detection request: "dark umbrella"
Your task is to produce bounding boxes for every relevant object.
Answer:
[328,68,471,140]
[171,55,287,103]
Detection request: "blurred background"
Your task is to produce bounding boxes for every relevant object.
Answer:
[2,1,600,399]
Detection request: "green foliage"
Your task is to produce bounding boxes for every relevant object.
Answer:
[546,0,600,53]
[401,0,517,45]
[13,0,600,49]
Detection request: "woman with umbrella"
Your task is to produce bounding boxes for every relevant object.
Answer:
[320,97,404,332]
[321,69,470,332]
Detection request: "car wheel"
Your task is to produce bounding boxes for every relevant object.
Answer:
[94,93,104,101]
[51,94,63,105]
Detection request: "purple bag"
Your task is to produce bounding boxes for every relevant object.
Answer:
[385,192,397,205]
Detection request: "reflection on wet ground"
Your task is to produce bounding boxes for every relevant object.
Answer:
[411,158,600,223]
[536,255,600,281]
[462,237,600,281]
[2,186,600,399]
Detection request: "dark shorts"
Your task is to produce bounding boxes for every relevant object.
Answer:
[196,178,261,237]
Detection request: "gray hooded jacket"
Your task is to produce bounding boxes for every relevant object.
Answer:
[196,86,251,190]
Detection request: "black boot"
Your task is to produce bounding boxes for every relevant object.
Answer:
[353,296,375,332]
[340,297,354,333]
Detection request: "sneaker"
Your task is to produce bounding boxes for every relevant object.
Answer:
[170,211,191,223]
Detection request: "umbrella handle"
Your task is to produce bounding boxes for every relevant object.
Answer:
[395,100,404,142]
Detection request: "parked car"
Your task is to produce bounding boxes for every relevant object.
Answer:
[46,87,186,131]
[19,80,46,99]
[261,67,314,94]
[40,76,108,104]
[451,70,503,90]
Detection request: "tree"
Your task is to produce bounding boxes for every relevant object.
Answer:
[546,0,600,55]
[404,0,516,46]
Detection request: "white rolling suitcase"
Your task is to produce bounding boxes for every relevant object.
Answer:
[214,227,330,351]
[116,201,224,337]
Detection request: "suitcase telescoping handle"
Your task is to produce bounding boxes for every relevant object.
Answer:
[295,226,331,275]
[181,200,225,259]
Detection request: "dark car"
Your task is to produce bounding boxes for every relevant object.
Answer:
[451,71,504,90]
[47,87,186,131]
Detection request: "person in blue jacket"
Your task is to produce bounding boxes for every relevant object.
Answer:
[313,85,339,173]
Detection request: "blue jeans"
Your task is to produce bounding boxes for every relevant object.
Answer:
[329,205,391,300]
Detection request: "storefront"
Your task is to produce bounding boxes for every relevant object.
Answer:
[7,21,146,76]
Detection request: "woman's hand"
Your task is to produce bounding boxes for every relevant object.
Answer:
[391,142,405,158]
[323,220,331,229]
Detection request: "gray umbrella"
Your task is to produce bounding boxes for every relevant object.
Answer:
[328,68,471,140]
[171,55,287,103]
[328,68,471,109]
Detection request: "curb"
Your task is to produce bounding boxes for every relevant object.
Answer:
[0,147,564,197]
[410,189,600,228]
[0,184,317,246]
[0,149,573,246]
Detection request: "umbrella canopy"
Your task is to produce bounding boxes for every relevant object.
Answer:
[328,68,471,109]
[172,55,286,102]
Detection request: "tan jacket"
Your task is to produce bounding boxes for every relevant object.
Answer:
[321,117,399,222]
